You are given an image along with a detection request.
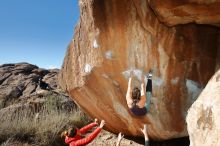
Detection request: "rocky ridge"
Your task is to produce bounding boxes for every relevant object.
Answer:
[0,62,74,112]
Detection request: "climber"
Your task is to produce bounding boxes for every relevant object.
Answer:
[140,124,150,146]
[63,118,105,146]
[126,70,152,116]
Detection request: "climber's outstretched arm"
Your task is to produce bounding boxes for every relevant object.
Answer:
[138,74,146,107]
[141,74,146,96]
[140,124,149,146]
[126,71,133,107]
[116,132,124,146]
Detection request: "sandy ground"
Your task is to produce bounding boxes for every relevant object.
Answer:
[88,130,143,146]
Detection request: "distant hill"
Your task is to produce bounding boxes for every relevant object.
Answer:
[0,62,75,112]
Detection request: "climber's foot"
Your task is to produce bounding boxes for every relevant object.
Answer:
[146,69,153,79]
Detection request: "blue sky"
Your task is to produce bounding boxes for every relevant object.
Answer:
[0,0,79,69]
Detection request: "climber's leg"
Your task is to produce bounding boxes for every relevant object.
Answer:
[145,75,152,111]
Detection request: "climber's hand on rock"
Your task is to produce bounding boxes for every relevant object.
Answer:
[130,70,134,77]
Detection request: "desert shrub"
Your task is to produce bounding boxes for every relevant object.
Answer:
[44,94,62,111]
[0,95,90,146]
[0,99,4,109]
[0,138,29,146]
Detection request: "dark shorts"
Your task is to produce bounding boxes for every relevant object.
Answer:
[130,107,147,116]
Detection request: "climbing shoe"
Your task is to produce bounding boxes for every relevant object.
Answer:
[147,69,153,79]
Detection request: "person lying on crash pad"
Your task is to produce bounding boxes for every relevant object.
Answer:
[63,118,105,146]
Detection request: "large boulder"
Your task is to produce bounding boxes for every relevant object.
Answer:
[59,0,220,140]
[186,69,220,146]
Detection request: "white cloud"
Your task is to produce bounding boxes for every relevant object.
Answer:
[48,65,58,69]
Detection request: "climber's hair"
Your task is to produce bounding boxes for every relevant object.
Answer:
[67,126,78,137]
[132,87,141,101]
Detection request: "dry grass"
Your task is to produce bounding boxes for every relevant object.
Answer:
[0,95,90,146]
